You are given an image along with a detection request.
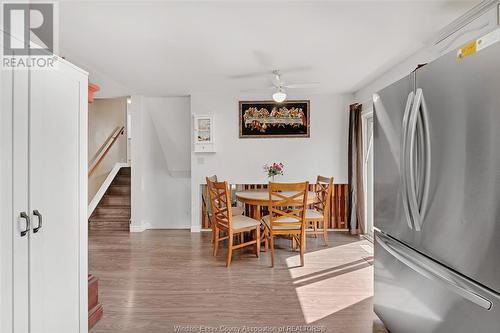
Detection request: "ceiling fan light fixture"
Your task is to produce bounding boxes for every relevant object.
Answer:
[272,90,287,103]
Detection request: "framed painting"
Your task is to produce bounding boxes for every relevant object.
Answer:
[239,100,310,138]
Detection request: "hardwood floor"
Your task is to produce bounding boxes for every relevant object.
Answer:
[89,230,387,333]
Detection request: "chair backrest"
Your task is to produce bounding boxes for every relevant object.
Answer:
[314,176,334,214]
[204,175,219,217]
[268,182,309,230]
[206,179,233,230]
[206,175,218,183]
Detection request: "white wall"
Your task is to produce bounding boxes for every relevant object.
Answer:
[190,92,353,231]
[354,47,434,105]
[130,96,191,231]
[355,3,499,104]
[129,96,143,231]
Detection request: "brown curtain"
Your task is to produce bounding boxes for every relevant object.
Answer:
[348,103,365,235]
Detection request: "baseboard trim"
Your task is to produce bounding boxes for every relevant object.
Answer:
[129,225,145,233]
[130,221,150,232]
[88,162,129,218]
[191,225,201,233]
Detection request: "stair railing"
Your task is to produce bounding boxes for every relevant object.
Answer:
[88,126,125,177]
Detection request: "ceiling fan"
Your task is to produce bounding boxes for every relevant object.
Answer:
[270,70,319,103]
[242,69,319,103]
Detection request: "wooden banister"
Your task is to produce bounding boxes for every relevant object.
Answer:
[88,126,125,177]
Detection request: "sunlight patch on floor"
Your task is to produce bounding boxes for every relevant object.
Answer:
[286,240,372,279]
[295,265,373,323]
[285,240,375,323]
[360,243,374,254]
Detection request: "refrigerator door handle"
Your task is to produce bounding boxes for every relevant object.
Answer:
[418,89,431,222]
[376,233,494,311]
[401,91,415,230]
[407,88,431,230]
[407,92,421,230]
[416,111,426,209]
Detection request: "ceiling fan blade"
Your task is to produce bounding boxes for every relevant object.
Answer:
[240,86,275,92]
[228,66,313,80]
[283,82,320,89]
[228,71,273,79]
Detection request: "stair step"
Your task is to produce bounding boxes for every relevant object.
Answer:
[112,175,130,185]
[89,217,129,223]
[107,185,130,195]
[89,220,130,231]
[94,202,130,209]
[90,212,130,221]
[95,204,131,210]
[93,213,130,220]
[119,167,131,175]
[100,195,131,206]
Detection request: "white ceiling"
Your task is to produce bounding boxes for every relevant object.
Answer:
[59,1,477,97]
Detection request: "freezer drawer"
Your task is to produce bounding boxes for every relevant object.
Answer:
[374,231,500,333]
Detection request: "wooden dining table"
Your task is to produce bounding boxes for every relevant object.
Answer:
[235,190,317,220]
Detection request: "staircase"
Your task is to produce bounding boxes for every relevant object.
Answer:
[89,167,131,231]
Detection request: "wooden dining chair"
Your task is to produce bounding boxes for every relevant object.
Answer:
[206,175,244,245]
[207,175,244,216]
[262,182,309,267]
[305,176,333,245]
[206,179,260,267]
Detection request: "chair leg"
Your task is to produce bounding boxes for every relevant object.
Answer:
[313,221,318,238]
[300,230,305,267]
[213,227,220,256]
[323,219,329,246]
[269,234,275,267]
[263,226,268,252]
[226,233,233,267]
[256,227,260,258]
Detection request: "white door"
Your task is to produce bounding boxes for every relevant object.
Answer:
[12,68,31,333]
[1,59,30,333]
[0,54,15,333]
[29,61,85,333]
[363,111,374,239]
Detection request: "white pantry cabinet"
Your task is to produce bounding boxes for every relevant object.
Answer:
[0,57,88,333]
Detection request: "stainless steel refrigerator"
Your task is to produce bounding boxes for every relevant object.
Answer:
[373,31,500,333]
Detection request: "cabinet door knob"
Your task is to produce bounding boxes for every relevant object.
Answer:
[33,210,42,233]
[20,212,30,237]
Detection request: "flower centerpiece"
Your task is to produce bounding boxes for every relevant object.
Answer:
[263,162,284,182]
